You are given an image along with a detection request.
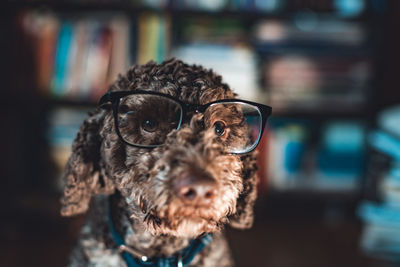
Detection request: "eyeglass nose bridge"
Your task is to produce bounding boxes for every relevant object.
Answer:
[181,103,206,123]
[184,103,205,113]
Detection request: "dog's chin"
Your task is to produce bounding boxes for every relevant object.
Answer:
[146,216,224,238]
[138,196,236,238]
[172,217,222,237]
[143,205,228,237]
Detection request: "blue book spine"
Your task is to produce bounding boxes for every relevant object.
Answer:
[156,16,166,64]
[369,131,400,160]
[51,21,74,97]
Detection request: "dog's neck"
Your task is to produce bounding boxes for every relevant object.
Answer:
[109,192,193,259]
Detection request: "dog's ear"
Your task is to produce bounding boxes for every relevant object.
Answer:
[60,109,114,217]
[229,152,258,229]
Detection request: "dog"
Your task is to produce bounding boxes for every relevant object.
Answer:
[61,58,271,266]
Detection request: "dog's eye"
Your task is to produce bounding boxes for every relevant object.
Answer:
[213,121,226,136]
[142,119,159,132]
[118,104,130,114]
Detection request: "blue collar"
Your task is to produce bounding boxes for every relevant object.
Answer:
[107,200,212,267]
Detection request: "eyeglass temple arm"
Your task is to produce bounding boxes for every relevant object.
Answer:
[259,105,272,138]
[98,92,113,108]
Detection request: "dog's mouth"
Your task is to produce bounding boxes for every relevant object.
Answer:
[139,197,231,237]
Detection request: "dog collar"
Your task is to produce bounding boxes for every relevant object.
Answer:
[107,199,213,267]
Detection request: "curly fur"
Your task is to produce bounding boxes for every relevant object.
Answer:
[61,58,259,266]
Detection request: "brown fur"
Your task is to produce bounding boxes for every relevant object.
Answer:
[61,58,258,266]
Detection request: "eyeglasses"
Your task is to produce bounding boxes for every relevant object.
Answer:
[99,90,272,154]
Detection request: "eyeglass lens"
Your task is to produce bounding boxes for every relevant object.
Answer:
[205,102,262,154]
[117,94,183,146]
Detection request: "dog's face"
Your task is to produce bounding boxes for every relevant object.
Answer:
[61,59,259,238]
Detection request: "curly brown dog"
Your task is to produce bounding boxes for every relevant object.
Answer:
[61,58,271,267]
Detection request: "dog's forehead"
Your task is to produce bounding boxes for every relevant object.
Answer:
[112,60,235,105]
[131,81,234,105]
[162,84,234,105]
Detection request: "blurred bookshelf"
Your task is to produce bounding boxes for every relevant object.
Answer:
[5,1,400,266]
[4,0,389,204]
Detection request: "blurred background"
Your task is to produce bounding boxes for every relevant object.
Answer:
[2,0,400,266]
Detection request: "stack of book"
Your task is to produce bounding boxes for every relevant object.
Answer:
[21,11,132,101]
[253,18,370,112]
[358,106,400,262]
[173,44,258,100]
[21,10,172,102]
[254,18,366,47]
[47,107,90,188]
[263,118,365,192]
[172,17,258,100]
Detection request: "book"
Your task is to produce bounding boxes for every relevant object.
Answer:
[51,21,74,97]
[137,13,170,64]
[266,119,309,190]
[358,106,400,262]
[108,16,131,85]
[47,107,90,186]
[81,20,103,99]
[176,0,229,11]
[175,17,246,45]
[28,11,59,93]
[264,119,365,191]
[21,11,133,102]
[377,105,400,140]
[369,131,400,161]
[382,168,400,209]
[172,44,258,100]
[358,201,400,261]
[316,121,365,189]
[65,19,91,98]
[261,54,370,111]
[89,25,113,101]
[254,19,366,47]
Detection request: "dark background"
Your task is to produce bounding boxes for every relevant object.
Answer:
[2,0,400,266]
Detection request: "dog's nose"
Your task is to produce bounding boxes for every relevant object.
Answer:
[174,171,216,205]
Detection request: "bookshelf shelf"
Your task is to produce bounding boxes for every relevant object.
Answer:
[5,1,372,22]
[271,110,369,119]
[6,2,144,13]
[270,104,369,119]
[266,178,363,195]
[254,43,371,57]
[6,0,387,207]
[266,188,361,201]
[46,97,97,108]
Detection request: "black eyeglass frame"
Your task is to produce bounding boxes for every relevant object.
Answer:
[99,90,272,154]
